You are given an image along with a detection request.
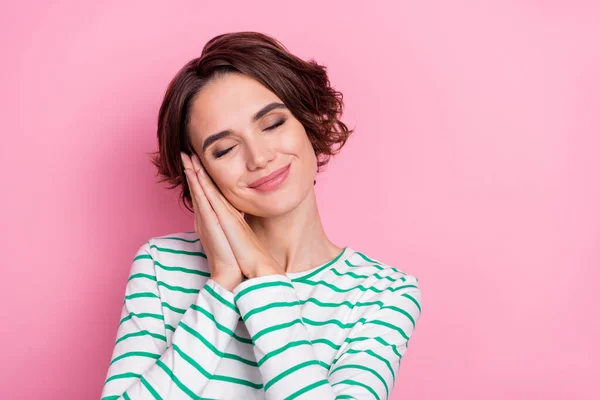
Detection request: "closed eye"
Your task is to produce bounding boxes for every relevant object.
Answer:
[265,119,286,131]
[213,146,235,158]
[213,119,286,158]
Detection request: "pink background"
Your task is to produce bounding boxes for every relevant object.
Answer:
[1,1,598,399]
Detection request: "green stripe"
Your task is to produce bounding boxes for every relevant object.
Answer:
[242,300,299,321]
[303,317,366,330]
[345,259,407,276]
[330,364,389,398]
[109,351,160,366]
[222,351,258,367]
[211,373,263,389]
[154,260,210,277]
[158,281,200,294]
[335,395,355,399]
[159,236,200,243]
[128,273,156,282]
[123,393,131,400]
[173,343,262,389]
[402,292,422,312]
[300,297,362,309]
[355,252,382,265]
[286,379,329,399]
[233,333,253,345]
[365,319,409,340]
[343,336,404,358]
[334,334,405,358]
[140,376,162,399]
[258,340,311,366]
[179,322,257,367]
[375,337,403,359]
[150,244,206,257]
[385,306,416,327]
[156,359,211,399]
[172,343,210,379]
[294,279,418,294]
[290,247,348,282]
[125,292,159,300]
[134,254,152,261]
[188,306,252,344]
[165,324,176,332]
[311,337,341,350]
[330,267,395,282]
[346,336,371,345]
[119,312,164,325]
[299,298,416,327]
[264,360,323,391]
[390,284,419,292]
[161,302,186,314]
[204,284,238,314]
[104,372,141,384]
[333,379,379,400]
[101,396,119,400]
[253,318,302,341]
[331,348,396,381]
[234,280,293,302]
[115,330,166,346]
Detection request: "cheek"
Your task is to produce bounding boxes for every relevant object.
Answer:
[280,125,313,155]
[296,134,317,162]
[209,166,240,194]
[277,131,300,152]
[285,133,318,177]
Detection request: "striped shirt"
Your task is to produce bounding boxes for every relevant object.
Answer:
[100,231,422,400]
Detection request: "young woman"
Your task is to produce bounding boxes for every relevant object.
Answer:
[101,31,422,400]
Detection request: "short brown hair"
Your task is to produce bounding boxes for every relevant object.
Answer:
[149,31,354,213]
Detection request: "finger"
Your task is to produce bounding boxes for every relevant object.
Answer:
[181,153,217,222]
[182,154,203,215]
[189,155,253,263]
[190,154,242,219]
[190,153,231,214]
[186,168,203,227]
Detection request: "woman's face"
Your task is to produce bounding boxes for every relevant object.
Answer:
[187,72,317,217]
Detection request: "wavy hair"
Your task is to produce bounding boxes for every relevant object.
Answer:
[149,31,354,213]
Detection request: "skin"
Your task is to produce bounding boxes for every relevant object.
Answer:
[183,72,344,290]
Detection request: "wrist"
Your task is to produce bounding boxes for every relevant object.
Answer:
[211,274,243,292]
[246,265,285,280]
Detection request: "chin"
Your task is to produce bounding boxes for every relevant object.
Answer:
[246,197,298,218]
[244,180,310,218]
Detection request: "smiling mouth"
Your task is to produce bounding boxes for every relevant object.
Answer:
[247,163,291,192]
[248,163,291,188]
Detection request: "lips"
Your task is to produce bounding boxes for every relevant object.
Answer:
[248,164,291,188]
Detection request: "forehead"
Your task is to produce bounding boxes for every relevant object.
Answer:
[189,73,282,140]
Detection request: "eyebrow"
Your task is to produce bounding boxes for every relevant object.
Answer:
[201,102,287,153]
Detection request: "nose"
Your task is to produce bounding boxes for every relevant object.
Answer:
[245,135,276,171]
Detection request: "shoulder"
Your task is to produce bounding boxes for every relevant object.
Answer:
[329,249,423,350]
[342,248,422,305]
[144,231,205,257]
[344,249,420,288]
[129,231,209,275]
[147,230,202,249]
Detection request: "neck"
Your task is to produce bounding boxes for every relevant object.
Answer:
[244,188,344,274]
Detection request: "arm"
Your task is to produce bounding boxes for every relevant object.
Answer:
[233,273,422,400]
[100,241,241,400]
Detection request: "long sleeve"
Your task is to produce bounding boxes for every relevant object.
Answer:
[100,241,241,400]
[233,273,422,400]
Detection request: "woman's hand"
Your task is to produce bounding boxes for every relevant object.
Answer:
[181,153,244,291]
[180,152,284,289]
